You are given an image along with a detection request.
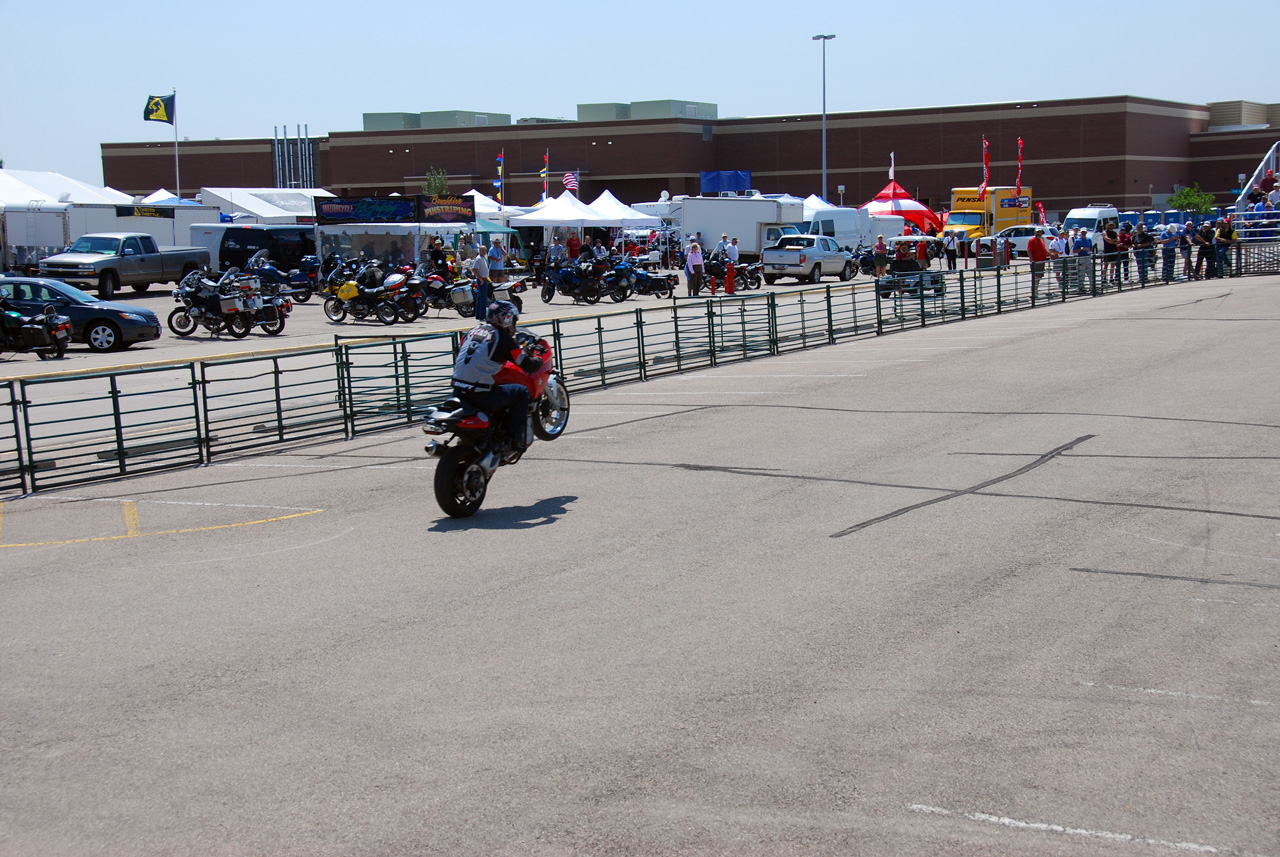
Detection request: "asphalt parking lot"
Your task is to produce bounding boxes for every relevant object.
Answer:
[1,274,1277,855]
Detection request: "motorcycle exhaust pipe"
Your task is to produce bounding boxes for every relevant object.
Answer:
[477,449,501,477]
[424,439,447,457]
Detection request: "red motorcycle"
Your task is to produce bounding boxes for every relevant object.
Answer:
[422,329,571,517]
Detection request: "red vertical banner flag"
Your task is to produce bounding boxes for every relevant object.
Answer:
[1016,137,1024,199]
[978,137,990,200]
[1036,201,1048,225]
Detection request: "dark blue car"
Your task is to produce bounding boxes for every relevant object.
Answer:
[0,276,161,352]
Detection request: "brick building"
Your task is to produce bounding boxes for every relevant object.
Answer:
[100,95,1280,217]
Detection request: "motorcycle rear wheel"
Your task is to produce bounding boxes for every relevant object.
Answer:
[583,292,601,305]
[167,307,198,336]
[226,315,251,339]
[292,287,312,304]
[434,445,489,518]
[323,298,347,322]
[398,300,420,322]
[36,340,67,360]
[532,375,571,440]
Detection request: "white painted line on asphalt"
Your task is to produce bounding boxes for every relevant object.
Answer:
[906,804,1240,854]
[58,495,318,512]
[1118,530,1280,564]
[1080,681,1269,707]
[1188,597,1280,610]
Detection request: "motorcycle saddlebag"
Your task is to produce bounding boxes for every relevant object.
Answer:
[20,324,53,348]
[261,304,279,322]
[449,285,472,306]
[220,296,241,314]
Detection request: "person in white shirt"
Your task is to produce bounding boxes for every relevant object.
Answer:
[1048,230,1069,288]
[725,237,740,264]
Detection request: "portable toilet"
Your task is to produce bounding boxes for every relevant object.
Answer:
[1141,210,1162,229]
[1164,209,1183,226]
[1120,210,1140,227]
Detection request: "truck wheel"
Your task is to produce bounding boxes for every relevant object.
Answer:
[807,264,822,284]
[841,261,854,281]
[131,283,150,293]
[763,274,778,285]
[98,271,118,299]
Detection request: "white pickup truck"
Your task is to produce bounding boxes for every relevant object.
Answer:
[759,234,854,284]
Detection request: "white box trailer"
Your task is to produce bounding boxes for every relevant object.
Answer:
[2,202,221,272]
[676,196,808,260]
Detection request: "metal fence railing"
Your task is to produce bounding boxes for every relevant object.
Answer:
[1,250,1274,496]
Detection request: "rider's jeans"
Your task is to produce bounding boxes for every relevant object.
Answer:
[457,384,529,445]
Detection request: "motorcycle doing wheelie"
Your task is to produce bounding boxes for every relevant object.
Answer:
[0,288,72,360]
[421,329,570,517]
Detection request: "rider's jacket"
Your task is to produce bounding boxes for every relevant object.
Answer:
[452,323,519,392]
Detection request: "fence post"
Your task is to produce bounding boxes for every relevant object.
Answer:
[768,292,779,354]
[672,303,684,371]
[874,280,885,335]
[108,374,126,476]
[706,299,718,368]
[336,342,354,440]
[634,307,647,381]
[8,379,30,495]
[917,273,927,327]
[595,316,607,386]
[273,356,286,440]
[398,339,412,421]
[959,271,967,319]
[995,266,1003,313]
[826,284,835,344]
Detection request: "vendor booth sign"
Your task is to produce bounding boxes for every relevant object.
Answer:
[316,197,418,224]
[420,195,475,224]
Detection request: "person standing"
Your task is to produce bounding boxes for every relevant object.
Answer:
[1179,222,1194,280]
[487,239,507,283]
[873,235,889,278]
[566,231,581,261]
[1132,223,1154,285]
[547,235,566,265]
[1215,219,1237,277]
[1026,228,1049,297]
[472,244,490,319]
[1101,225,1119,284]
[685,241,704,296]
[1048,228,1069,289]
[1196,222,1216,278]
[725,237,740,265]
[943,230,958,271]
[1159,226,1178,283]
[1073,228,1096,292]
[915,239,930,270]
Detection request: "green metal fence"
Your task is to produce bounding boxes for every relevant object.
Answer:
[0,252,1268,496]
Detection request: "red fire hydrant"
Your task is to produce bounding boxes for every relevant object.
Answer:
[725,261,736,294]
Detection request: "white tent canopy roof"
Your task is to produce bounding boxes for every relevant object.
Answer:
[803,194,837,221]
[507,190,624,227]
[199,187,334,222]
[0,168,131,207]
[587,190,661,227]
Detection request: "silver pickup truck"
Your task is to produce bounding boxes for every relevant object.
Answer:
[760,234,854,284]
[38,233,211,298]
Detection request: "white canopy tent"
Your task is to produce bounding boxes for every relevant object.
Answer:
[463,189,531,224]
[199,187,334,223]
[587,190,661,227]
[507,190,624,228]
[803,194,837,222]
[0,169,132,206]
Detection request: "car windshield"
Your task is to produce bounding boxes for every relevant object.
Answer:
[67,236,122,254]
[945,212,982,225]
[1062,217,1096,231]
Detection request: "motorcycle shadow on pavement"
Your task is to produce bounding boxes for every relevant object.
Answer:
[427,495,577,531]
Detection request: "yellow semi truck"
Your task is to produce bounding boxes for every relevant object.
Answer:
[944,186,1033,240]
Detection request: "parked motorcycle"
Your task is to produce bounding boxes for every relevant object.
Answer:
[446,275,525,318]
[245,249,319,304]
[421,328,570,517]
[322,259,406,325]
[0,288,72,360]
[538,257,612,304]
[168,267,288,337]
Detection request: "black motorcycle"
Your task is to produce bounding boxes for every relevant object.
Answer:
[0,289,72,360]
[322,259,408,325]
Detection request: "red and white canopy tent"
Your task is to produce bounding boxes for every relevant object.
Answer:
[859,181,943,234]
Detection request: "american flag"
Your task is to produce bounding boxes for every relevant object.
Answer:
[562,171,578,192]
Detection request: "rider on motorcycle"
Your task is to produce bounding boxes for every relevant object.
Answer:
[450,300,542,453]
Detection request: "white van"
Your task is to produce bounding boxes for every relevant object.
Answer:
[1061,203,1119,251]
[807,208,905,251]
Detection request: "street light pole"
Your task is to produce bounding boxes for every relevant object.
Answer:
[813,34,835,201]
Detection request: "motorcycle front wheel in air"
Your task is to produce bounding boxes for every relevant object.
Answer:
[434,445,489,518]
[323,298,347,322]
[167,308,197,336]
[532,375,571,440]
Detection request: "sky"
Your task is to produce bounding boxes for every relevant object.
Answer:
[1,0,1273,188]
